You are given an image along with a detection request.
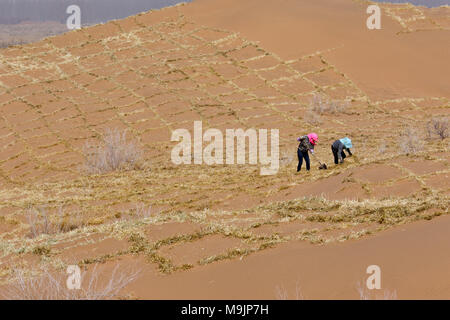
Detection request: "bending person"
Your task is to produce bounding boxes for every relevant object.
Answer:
[331,137,352,164]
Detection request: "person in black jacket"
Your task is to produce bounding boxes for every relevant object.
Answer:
[331,137,352,164]
[296,133,318,172]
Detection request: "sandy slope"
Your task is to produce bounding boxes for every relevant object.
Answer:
[0,0,448,299]
[181,0,450,99]
[128,214,450,299]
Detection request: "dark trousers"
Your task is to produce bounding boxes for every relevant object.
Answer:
[297,149,310,171]
[332,146,347,164]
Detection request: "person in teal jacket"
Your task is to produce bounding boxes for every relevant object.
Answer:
[331,137,352,164]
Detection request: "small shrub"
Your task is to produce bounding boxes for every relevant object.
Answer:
[275,281,304,300]
[134,204,152,219]
[426,117,448,140]
[279,151,294,167]
[1,264,141,300]
[399,127,424,155]
[310,93,348,115]
[84,128,143,174]
[356,281,397,300]
[118,204,152,222]
[304,108,321,125]
[27,206,84,238]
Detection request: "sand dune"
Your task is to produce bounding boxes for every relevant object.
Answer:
[181,0,450,99]
[127,214,450,299]
[0,0,448,299]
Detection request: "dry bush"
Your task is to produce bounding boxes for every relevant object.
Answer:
[117,204,152,222]
[120,204,152,221]
[310,93,348,115]
[304,94,348,125]
[304,108,322,125]
[357,281,397,300]
[279,151,294,167]
[83,128,143,174]
[427,117,448,140]
[134,204,152,219]
[1,264,141,300]
[275,281,304,300]
[399,127,424,155]
[27,206,84,238]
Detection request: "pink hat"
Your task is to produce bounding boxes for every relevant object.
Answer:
[308,133,318,145]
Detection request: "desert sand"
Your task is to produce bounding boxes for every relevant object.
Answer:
[0,0,448,299]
